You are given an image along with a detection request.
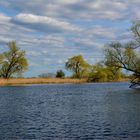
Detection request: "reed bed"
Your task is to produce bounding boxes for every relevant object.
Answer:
[0,78,87,86]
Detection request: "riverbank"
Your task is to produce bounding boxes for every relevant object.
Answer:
[0,78,87,86]
[0,78,131,86]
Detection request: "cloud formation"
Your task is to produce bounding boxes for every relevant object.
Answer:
[0,0,139,76]
[13,13,81,33]
[1,0,140,20]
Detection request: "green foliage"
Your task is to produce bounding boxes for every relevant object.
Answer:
[104,22,140,87]
[56,70,65,78]
[0,41,28,79]
[65,55,90,78]
[88,63,124,82]
[104,42,140,77]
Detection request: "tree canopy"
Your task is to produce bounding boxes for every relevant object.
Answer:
[0,41,28,79]
[104,22,140,87]
[65,55,90,78]
[56,70,65,78]
[88,63,124,82]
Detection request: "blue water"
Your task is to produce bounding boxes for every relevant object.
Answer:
[0,82,140,140]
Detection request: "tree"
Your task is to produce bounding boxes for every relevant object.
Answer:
[105,65,124,81]
[65,55,90,78]
[56,70,65,78]
[38,73,56,78]
[104,23,140,87]
[0,41,28,79]
[88,63,124,82]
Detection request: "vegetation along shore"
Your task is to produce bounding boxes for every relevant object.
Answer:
[0,78,87,86]
[0,78,130,86]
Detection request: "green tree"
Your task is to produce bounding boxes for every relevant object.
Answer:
[88,63,125,82]
[56,70,65,78]
[105,66,124,81]
[105,43,140,75]
[65,55,90,78]
[104,22,140,87]
[0,41,28,79]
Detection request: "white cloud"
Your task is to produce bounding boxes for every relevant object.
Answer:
[0,0,128,20]
[0,13,11,21]
[13,13,81,33]
[0,0,137,20]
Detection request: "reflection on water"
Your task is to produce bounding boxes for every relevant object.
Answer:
[0,83,140,140]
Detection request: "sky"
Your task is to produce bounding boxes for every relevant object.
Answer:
[0,0,139,77]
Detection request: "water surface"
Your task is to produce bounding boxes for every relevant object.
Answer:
[0,82,140,140]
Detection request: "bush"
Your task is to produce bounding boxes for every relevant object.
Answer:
[56,70,65,78]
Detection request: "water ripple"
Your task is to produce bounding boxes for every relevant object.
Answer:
[0,82,140,139]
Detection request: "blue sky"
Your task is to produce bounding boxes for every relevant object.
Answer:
[0,0,139,77]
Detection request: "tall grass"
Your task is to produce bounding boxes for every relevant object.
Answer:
[0,78,87,86]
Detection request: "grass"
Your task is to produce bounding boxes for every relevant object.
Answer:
[0,77,130,86]
[0,78,87,86]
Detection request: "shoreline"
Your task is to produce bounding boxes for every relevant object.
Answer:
[0,78,130,86]
[0,78,87,86]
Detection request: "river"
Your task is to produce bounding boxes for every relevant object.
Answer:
[0,82,140,140]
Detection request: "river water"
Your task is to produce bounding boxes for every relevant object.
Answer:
[0,82,140,140]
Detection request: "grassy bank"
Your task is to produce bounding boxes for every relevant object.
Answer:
[0,78,87,86]
[0,78,130,86]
